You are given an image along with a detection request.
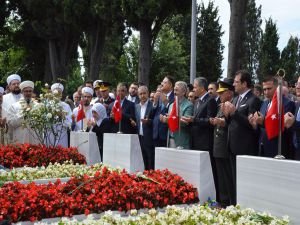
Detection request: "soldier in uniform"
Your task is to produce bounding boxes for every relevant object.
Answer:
[95,81,115,116]
[209,78,235,207]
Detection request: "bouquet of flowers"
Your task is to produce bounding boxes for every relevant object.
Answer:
[21,92,68,147]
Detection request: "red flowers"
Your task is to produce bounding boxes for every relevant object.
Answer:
[0,144,86,168]
[0,168,199,222]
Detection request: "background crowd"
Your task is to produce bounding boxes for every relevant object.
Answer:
[1,69,300,208]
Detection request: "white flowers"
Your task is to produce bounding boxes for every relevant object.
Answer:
[46,113,52,119]
[35,204,290,225]
[0,161,118,183]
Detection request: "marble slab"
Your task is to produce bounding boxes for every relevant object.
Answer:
[155,147,216,203]
[103,133,144,173]
[237,156,300,224]
[70,131,101,165]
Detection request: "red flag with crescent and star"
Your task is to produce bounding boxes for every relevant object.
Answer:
[112,95,122,123]
[76,101,85,122]
[265,90,284,140]
[168,96,179,132]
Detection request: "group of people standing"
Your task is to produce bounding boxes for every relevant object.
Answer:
[1,69,300,208]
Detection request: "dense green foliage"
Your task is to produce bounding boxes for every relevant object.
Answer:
[196,2,224,82]
[0,1,299,94]
[257,18,281,80]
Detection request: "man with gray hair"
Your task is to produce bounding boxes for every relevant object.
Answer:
[181,77,218,198]
[182,77,217,151]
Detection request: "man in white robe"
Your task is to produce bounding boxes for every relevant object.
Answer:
[48,83,72,148]
[7,81,39,144]
[0,87,8,145]
[2,74,22,143]
[72,87,93,131]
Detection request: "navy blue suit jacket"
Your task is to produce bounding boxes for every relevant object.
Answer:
[290,102,300,152]
[135,101,155,146]
[191,93,217,151]
[152,91,174,142]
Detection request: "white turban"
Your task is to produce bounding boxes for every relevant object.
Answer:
[93,80,103,88]
[51,83,64,92]
[7,74,21,85]
[82,87,94,96]
[0,87,4,95]
[20,81,34,91]
[92,103,107,126]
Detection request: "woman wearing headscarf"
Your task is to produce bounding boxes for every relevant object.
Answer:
[86,103,111,161]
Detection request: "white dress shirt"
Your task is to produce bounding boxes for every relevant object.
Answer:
[139,101,148,136]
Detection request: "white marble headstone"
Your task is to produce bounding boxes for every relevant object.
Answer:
[70,131,101,165]
[155,147,216,203]
[103,133,144,173]
[237,156,300,224]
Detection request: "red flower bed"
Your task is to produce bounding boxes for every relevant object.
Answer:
[0,167,199,222]
[0,144,86,168]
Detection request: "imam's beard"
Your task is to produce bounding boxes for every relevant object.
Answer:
[12,89,21,95]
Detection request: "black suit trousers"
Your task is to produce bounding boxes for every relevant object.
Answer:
[229,152,237,205]
[139,135,155,170]
[215,157,235,207]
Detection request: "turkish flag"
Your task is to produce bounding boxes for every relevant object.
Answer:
[112,95,122,123]
[265,91,284,140]
[76,101,85,122]
[168,96,179,132]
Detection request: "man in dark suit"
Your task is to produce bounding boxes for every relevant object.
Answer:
[209,78,235,207]
[249,76,295,159]
[182,77,218,199]
[208,82,220,105]
[183,77,217,151]
[110,82,137,134]
[135,86,155,170]
[222,70,262,204]
[127,82,140,104]
[152,76,175,147]
[285,101,300,160]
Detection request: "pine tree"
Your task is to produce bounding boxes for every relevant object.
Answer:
[197,1,224,82]
[257,18,280,81]
[242,0,262,80]
[280,36,299,82]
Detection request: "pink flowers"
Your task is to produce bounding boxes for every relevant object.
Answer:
[0,144,86,168]
[0,168,199,222]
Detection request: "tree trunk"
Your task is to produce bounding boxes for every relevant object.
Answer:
[227,0,248,78]
[138,21,152,86]
[48,39,58,82]
[48,27,79,82]
[87,21,106,81]
[43,52,52,83]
